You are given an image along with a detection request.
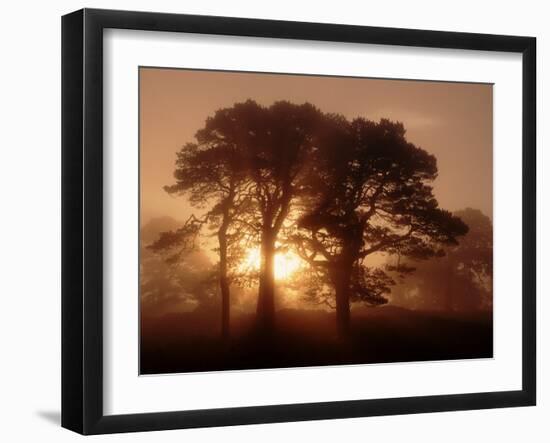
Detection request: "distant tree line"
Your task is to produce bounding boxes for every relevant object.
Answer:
[389,208,492,312]
[149,100,469,339]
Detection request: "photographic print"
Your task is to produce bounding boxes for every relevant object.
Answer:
[139,67,493,375]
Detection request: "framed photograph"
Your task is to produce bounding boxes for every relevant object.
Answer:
[62,8,536,435]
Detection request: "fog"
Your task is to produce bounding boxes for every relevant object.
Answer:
[139,68,493,374]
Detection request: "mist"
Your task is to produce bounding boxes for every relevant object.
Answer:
[139,69,493,374]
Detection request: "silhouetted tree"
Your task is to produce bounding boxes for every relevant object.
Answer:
[239,101,324,331]
[390,208,492,311]
[294,117,468,338]
[141,218,218,317]
[149,105,254,339]
[451,208,492,308]
[151,100,325,335]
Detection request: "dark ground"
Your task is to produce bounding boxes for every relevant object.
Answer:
[140,305,493,374]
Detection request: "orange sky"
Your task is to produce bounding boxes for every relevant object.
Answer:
[139,67,492,225]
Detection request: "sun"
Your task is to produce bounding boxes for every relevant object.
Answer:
[274,250,304,280]
[240,248,304,280]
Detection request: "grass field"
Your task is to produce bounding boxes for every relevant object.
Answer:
[140,305,493,374]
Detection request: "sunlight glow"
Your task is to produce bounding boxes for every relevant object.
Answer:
[241,248,304,280]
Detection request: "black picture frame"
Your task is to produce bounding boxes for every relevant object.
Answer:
[62,8,536,435]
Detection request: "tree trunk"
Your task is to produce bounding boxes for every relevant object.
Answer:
[332,264,352,339]
[257,228,276,332]
[218,225,230,340]
[444,259,454,312]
